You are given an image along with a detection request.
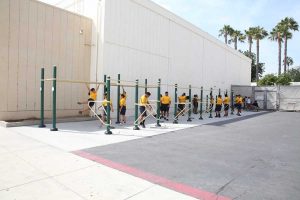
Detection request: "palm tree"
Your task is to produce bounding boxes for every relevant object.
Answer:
[229,30,245,50]
[245,27,256,54]
[284,56,294,71]
[269,25,284,75]
[219,25,234,44]
[252,26,268,82]
[278,17,299,73]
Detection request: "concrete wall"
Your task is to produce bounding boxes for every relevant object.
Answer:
[99,0,251,115]
[0,0,92,121]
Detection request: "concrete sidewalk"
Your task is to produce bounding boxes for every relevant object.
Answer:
[0,111,265,200]
[0,126,198,200]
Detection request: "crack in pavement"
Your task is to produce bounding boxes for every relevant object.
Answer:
[215,165,256,196]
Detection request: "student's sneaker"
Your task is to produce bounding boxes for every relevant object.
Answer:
[77,102,82,105]
[142,124,146,128]
[78,111,83,114]
[165,118,169,121]
[237,113,241,116]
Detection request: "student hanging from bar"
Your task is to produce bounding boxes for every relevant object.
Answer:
[78,83,100,114]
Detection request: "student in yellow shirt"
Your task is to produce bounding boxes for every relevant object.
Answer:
[215,95,223,118]
[101,93,114,122]
[78,83,100,114]
[161,92,171,120]
[178,93,187,116]
[139,92,151,128]
[223,94,230,117]
[236,94,243,116]
[119,90,127,124]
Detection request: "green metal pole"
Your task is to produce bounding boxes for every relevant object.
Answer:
[133,79,140,130]
[231,90,234,115]
[116,74,121,124]
[103,74,107,93]
[209,88,213,118]
[215,95,218,117]
[156,79,161,127]
[187,85,192,122]
[173,84,178,124]
[105,76,112,134]
[39,68,46,128]
[51,66,58,131]
[199,86,203,120]
[206,95,208,113]
[145,79,148,93]
[219,88,221,96]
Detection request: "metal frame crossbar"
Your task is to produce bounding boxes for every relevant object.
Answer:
[88,100,111,126]
[134,103,158,126]
[173,102,192,120]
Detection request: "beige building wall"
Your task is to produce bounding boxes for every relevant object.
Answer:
[0,0,92,121]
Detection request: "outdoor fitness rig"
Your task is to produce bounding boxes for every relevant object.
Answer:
[39,66,230,134]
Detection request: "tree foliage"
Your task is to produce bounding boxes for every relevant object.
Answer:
[219,25,234,44]
[242,50,265,82]
[258,74,278,86]
[287,67,300,82]
[258,73,292,86]
[277,74,292,85]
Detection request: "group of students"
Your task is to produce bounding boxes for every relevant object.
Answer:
[77,84,255,128]
[77,83,127,125]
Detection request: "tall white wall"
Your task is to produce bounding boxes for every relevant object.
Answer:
[100,0,251,114]
[0,0,92,121]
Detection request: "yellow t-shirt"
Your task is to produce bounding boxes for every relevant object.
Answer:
[120,98,126,107]
[140,95,148,106]
[223,97,230,104]
[89,91,97,100]
[161,95,171,104]
[178,96,186,103]
[102,98,112,107]
[217,97,223,105]
[237,97,243,104]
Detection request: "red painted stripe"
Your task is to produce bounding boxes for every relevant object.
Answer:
[74,150,231,200]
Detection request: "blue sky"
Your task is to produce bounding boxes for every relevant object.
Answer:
[152,0,300,75]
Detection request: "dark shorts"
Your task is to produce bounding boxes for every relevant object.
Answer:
[237,104,242,110]
[120,106,126,115]
[224,104,229,111]
[160,105,163,111]
[178,104,185,111]
[216,104,222,112]
[139,106,147,117]
[161,104,169,112]
[88,98,95,108]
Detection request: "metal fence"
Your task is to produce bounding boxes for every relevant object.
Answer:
[231,85,300,111]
